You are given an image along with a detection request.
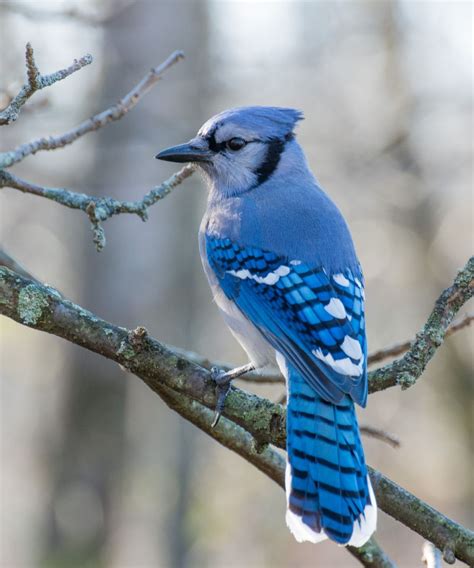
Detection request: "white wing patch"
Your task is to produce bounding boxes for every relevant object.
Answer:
[333,273,350,287]
[313,348,363,377]
[341,335,363,360]
[227,264,290,285]
[324,298,347,319]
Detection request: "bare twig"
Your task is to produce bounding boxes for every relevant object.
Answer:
[0,43,92,126]
[272,393,400,448]
[422,542,442,568]
[0,49,184,167]
[0,165,194,251]
[1,47,188,251]
[272,395,400,448]
[368,313,474,365]
[369,258,474,393]
[359,426,400,448]
[1,266,473,565]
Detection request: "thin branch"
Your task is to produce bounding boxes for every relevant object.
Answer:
[0,49,184,167]
[0,165,194,251]
[270,397,400,448]
[369,258,474,393]
[422,542,443,568]
[1,266,473,564]
[0,43,92,126]
[359,426,400,449]
[368,313,474,365]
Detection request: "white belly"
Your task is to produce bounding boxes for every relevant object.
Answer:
[212,283,276,368]
[199,226,275,369]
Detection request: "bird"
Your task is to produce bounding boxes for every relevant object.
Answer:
[156,106,377,547]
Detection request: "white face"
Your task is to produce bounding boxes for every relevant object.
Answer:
[195,121,271,197]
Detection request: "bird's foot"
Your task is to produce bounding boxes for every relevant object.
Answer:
[210,362,255,428]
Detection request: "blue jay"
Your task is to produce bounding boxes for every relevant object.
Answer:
[156,107,376,547]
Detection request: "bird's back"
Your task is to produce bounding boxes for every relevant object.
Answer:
[203,138,360,275]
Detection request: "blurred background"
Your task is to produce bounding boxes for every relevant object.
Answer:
[0,1,472,566]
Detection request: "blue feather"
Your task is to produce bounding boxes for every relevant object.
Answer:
[287,368,370,544]
[206,235,374,544]
[206,236,368,406]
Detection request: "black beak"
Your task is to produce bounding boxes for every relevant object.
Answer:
[155,142,212,163]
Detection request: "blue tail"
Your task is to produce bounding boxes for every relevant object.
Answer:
[286,367,376,546]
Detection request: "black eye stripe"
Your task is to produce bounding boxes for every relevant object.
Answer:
[205,132,293,172]
[207,132,226,153]
[206,134,263,153]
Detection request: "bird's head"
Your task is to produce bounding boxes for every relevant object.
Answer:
[156,106,303,196]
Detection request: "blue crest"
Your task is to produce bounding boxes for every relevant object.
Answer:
[199,106,304,141]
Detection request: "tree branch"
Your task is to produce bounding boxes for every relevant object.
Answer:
[157,387,395,568]
[1,266,473,564]
[0,165,194,250]
[0,49,184,167]
[0,43,92,126]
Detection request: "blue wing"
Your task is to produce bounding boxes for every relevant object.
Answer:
[206,235,368,407]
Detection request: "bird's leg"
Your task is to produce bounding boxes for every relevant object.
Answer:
[210,362,256,428]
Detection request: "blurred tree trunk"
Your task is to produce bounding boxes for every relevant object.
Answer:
[42,2,210,566]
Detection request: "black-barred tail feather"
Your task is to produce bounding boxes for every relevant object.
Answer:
[282,359,376,546]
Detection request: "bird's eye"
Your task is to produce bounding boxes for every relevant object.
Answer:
[226,137,246,151]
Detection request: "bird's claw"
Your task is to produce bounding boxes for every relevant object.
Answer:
[209,363,256,428]
[210,366,232,428]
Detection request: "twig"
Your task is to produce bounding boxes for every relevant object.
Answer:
[369,258,474,393]
[359,426,400,448]
[368,314,474,365]
[422,542,442,568]
[272,392,399,447]
[0,43,92,126]
[1,266,473,564]
[0,166,194,251]
[0,49,184,167]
